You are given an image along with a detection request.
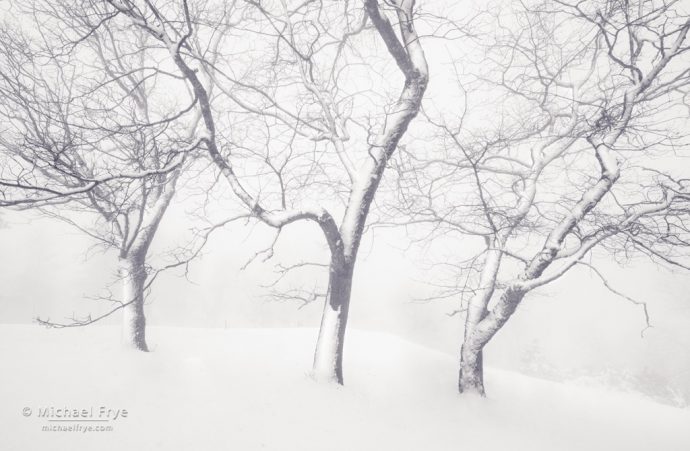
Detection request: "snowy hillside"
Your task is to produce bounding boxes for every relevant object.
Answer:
[1,325,688,451]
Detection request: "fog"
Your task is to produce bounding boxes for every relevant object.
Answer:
[2,198,689,404]
[1,0,689,415]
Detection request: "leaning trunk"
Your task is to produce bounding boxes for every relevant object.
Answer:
[312,257,354,384]
[458,248,502,395]
[119,253,148,352]
[459,285,526,395]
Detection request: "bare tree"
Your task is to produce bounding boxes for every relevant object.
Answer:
[0,4,202,350]
[0,25,183,208]
[392,0,690,395]
[94,0,429,383]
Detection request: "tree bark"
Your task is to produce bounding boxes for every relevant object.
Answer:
[119,254,149,352]
[459,284,525,395]
[312,256,354,384]
[457,248,502,395]
[310,0,429,383]
[459,344,485,395]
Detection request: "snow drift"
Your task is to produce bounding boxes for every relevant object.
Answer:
[0,325,688,451]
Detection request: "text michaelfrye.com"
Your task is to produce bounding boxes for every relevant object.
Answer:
[22,406,128,433]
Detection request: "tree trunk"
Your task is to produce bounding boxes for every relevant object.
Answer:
[312,257,354,384]
[460,308,488,396]
[119,254,149,352]
[458,248,502,395]
[459,343,485,395]
[459,285,526,395]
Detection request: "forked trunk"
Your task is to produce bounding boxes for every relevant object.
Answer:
[459,285,525,395]
[312,258,354,384]
[119,254,148,352]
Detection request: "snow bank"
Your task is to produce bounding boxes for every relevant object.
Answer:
[0,325,688,451]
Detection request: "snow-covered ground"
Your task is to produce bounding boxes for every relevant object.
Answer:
[1,325,688,451]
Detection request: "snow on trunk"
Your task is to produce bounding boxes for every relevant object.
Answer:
[312,259,353,384]
[311,0,429,385]
[459,248,502,395]
[119,254,148,352]
[460,284,527,395]
[459,344,485,396]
